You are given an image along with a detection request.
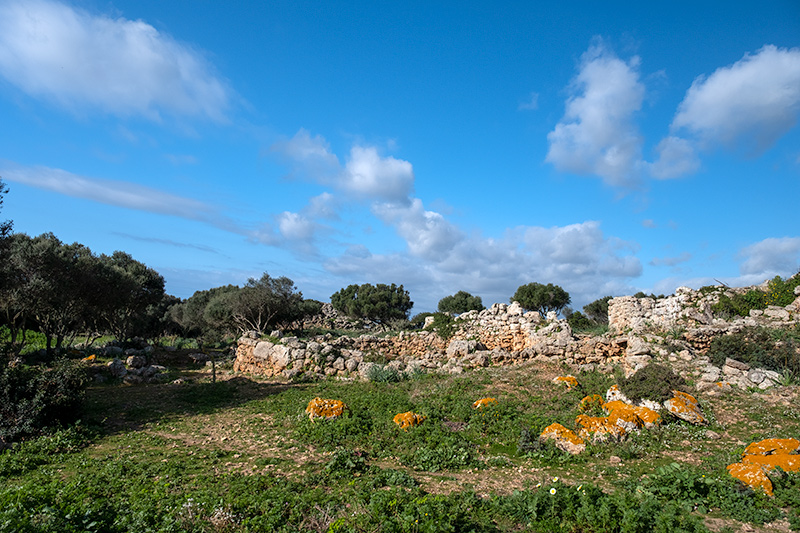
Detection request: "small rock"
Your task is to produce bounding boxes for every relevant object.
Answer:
[609,456,622,465]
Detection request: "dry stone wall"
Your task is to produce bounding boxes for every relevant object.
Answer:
[234,281,800,389]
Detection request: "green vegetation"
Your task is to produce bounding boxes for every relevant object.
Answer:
[707,325,800,377]
[438,290,485,314]
[0,358,89,441]
[712,274,800,318]
[0,361,798,532]
[424,312,458,340]
[330,283,413,328]
[617,363,689,403]
[511,282,571,318]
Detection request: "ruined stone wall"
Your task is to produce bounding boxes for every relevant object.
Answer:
[608,284,800,334]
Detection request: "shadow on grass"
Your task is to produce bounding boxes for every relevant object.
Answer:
[82,375,300,436]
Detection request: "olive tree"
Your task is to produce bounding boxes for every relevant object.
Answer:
[437,290,484,314]
[511,282,571,318]
[330,283,413,328]
[229,273,304,335]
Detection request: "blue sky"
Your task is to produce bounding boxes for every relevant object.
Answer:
[1,0,799,313]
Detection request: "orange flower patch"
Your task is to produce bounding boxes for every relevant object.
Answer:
[553,375,578,389]
[305,397,347,421]
[393,411,426,430]
[540,423,585,455]
[473,397,498,409]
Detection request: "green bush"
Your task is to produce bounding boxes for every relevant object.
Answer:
[617,363,687,403]
[423,312,458,340]
[0,359,89,442]
[707,326,800,376]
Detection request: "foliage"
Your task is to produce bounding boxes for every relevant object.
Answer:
[583,295,612,324]
[566,310,593,330]
[330,283,413,327]
[713,289,767,318]
[365,363,404,383]
[0,359,89,441]
[707,326,800,376]
[511,282,571,318]
[437,290,485,314]
[424,312,458,340]
[230,273,307,335]
[617,363,688,403]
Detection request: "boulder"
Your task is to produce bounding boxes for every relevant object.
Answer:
[540,423,585,455]
[663,391,706,425]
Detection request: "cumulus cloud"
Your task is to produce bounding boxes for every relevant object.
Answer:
[0,161,241,232]
[324,219,642,312]
[372,198,462,261]
[271,129,340,180]
[341,146,414,203]
[671,45,800,155]
[272,130,414,204]
[738,237,800,277]
[546,40,645,187]
[0,0,231,121]
[649,136,700,179]
[271,130,643,309]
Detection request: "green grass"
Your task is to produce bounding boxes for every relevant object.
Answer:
[1,361,799,532]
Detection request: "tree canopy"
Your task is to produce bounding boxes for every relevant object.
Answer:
[511,282,571,318]
[330,283,413,327]
[583,295,612,324]
[437,291,485,314]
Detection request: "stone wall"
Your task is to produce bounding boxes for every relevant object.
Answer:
[234,280,800,388]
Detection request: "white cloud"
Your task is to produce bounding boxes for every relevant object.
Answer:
[649,136,700,179]
[306,192,339,220]
[738,237,800,277]
[546,40,645,187]
[277,211,316,242]
[372,198,462,261]
[325,219,642,312]
[271,129,340,179]
[341,146,414,203]
[0,0,231,121]
[642,219,656,228]
[272,130,414,204]
[0,161,241,232]
[671,45,800,155]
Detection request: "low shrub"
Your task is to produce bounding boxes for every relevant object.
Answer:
[617,363,687,403]
[423,312,458,340]
[0,359,90,442]
[707,326,800,376]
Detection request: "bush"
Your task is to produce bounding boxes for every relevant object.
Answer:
[424,312,458,340]
[365,364,403,383]
[438,291,485,314]
[617,363,687,403]
[707,326,800,376]
[0,359,90,442]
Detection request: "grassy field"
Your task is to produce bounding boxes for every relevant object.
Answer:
[1,356,799,532]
